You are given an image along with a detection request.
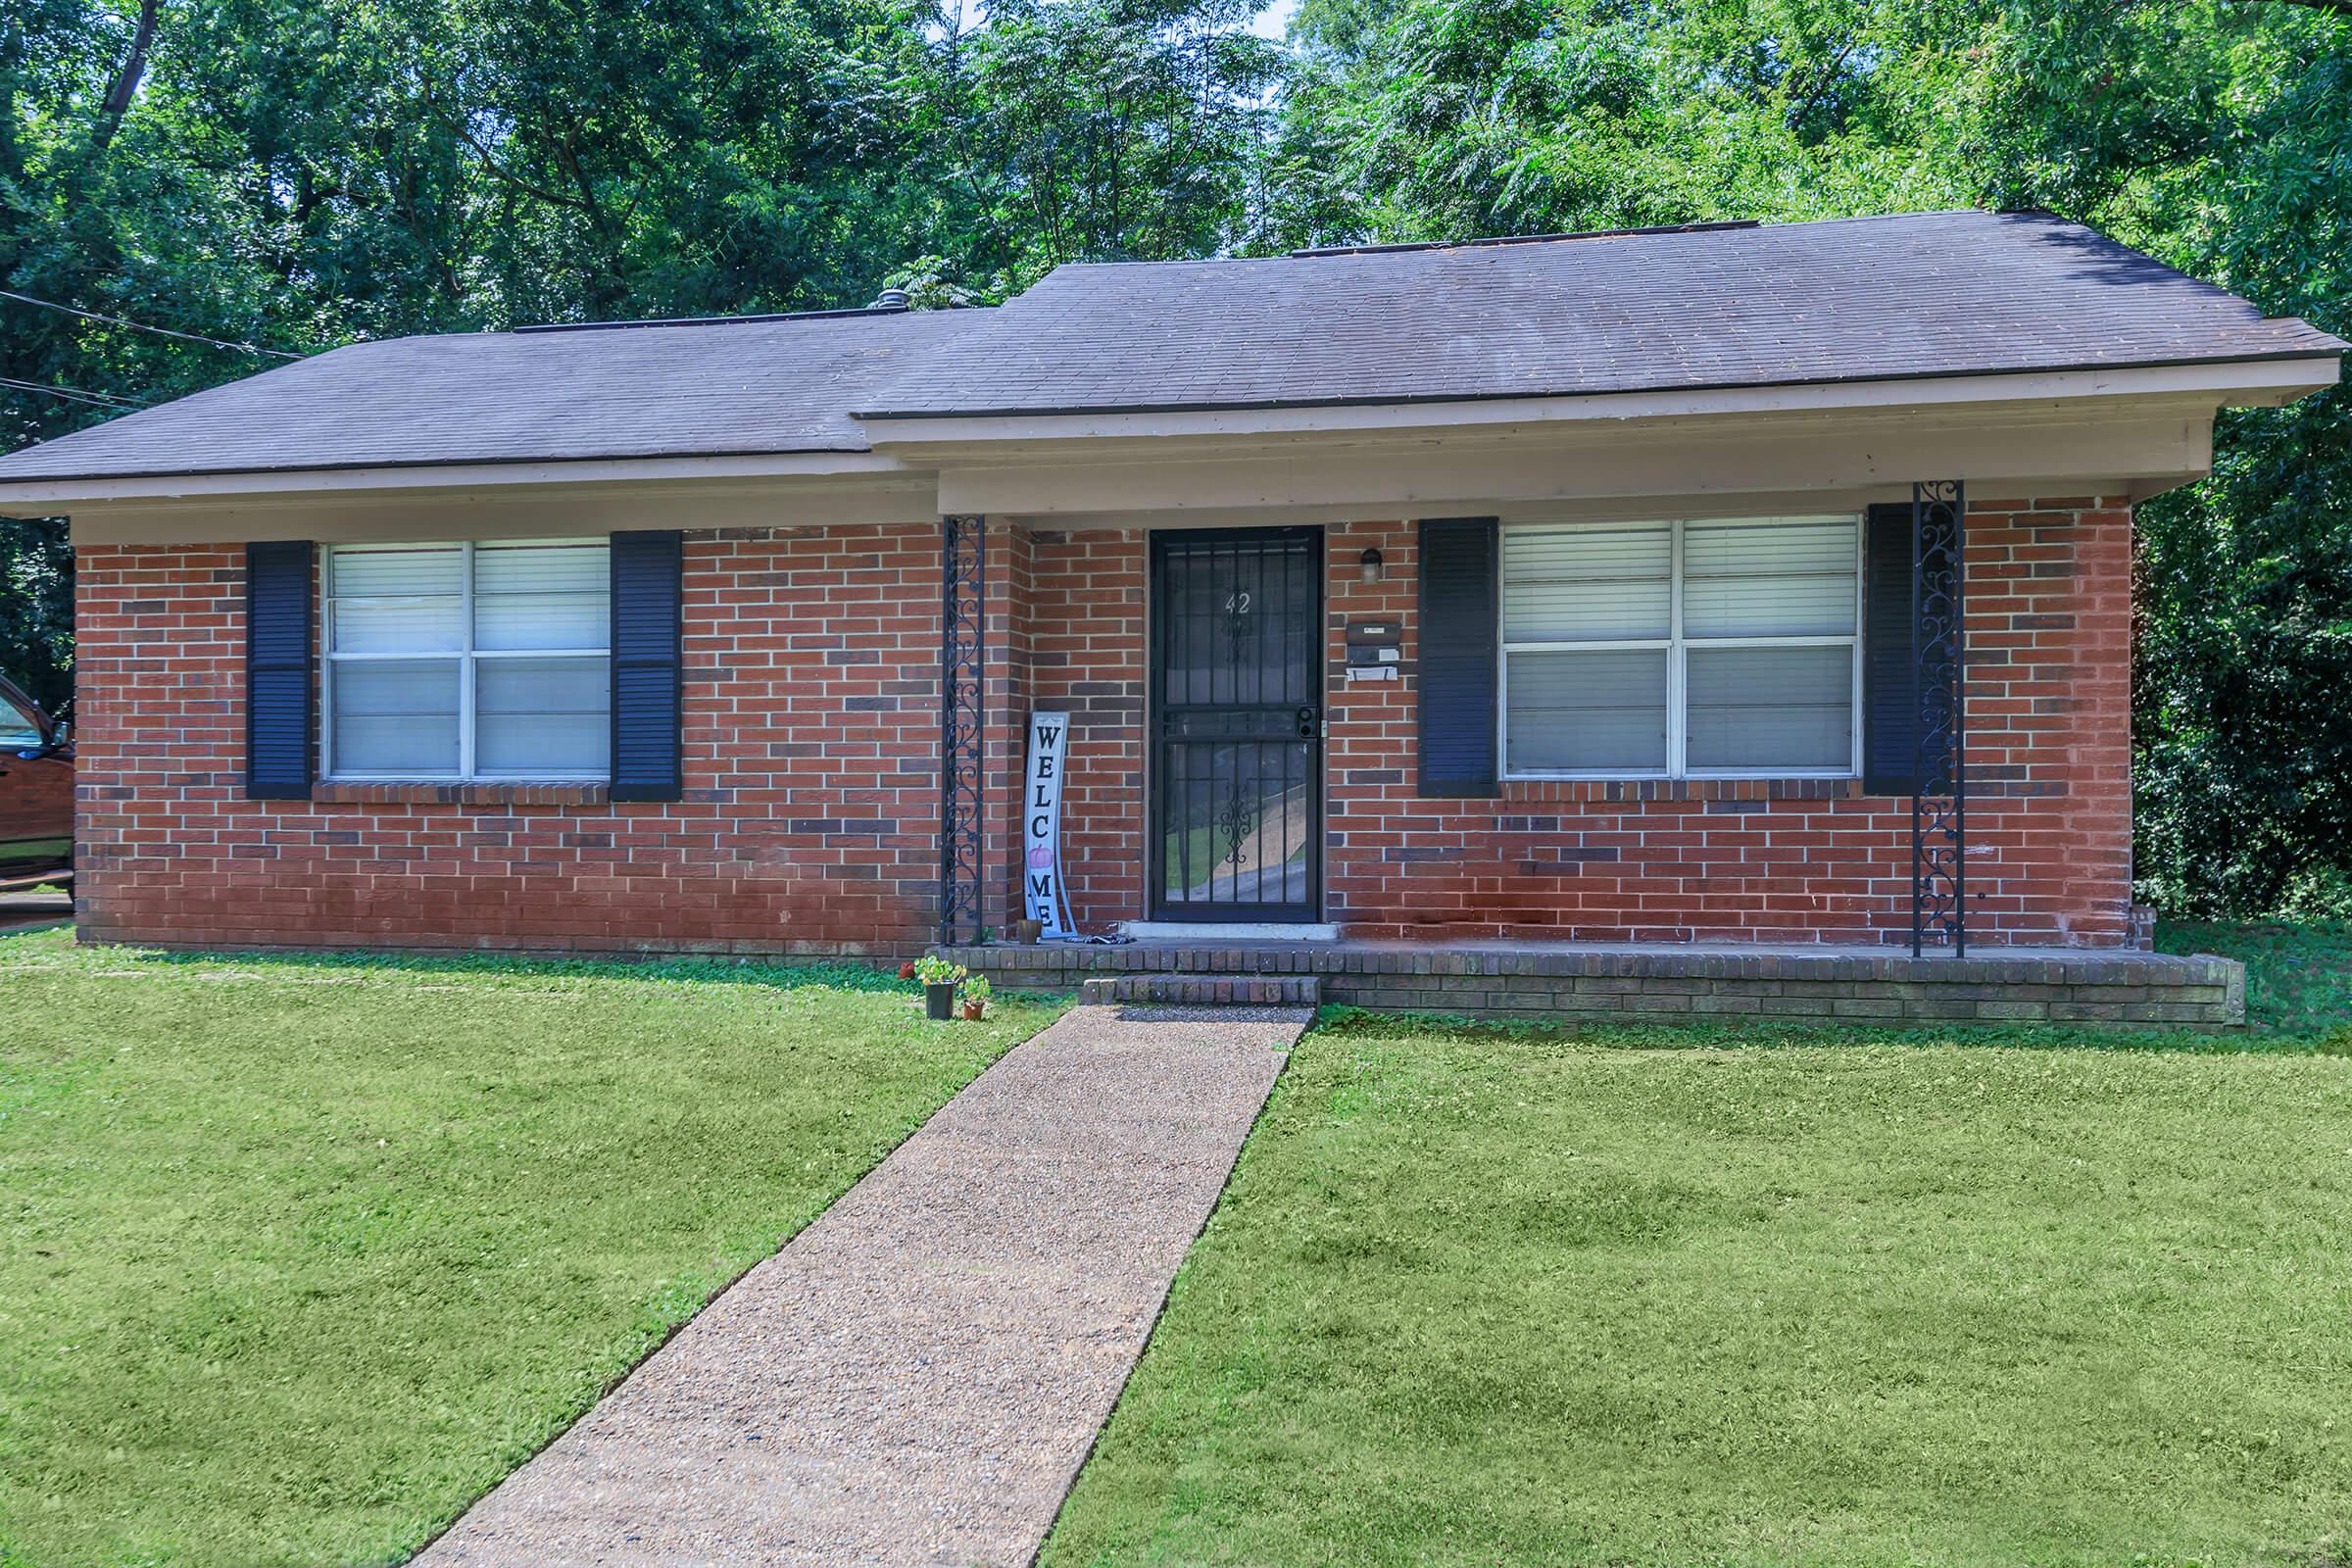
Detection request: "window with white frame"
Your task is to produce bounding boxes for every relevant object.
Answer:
[323,539,612,780]
[1500,515,1861,778]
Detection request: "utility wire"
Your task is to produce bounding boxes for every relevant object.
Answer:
[0,374,149,412]
[0,287,301,361]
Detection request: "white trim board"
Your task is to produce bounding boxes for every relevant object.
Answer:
[67,472,943,547]
[0,450,913,511]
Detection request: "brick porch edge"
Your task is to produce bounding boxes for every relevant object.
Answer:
[942,944,2247,1030]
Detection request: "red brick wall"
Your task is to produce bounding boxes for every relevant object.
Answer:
[1005,502,2131,948]
[74,500,2133,956]
[1317,500,2134,946]
[74,526,952,956]
[1024,528,1148,928]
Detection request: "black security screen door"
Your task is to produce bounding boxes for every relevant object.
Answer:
[1150,527,1324,922]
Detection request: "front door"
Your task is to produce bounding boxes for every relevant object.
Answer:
[1149,527,1323,923]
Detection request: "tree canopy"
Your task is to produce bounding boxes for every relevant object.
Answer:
[4,0,2350,913]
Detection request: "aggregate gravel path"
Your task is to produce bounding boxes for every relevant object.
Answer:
[415,1003,1302,1568]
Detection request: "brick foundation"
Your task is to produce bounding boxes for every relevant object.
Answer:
[952,943,2245,1030]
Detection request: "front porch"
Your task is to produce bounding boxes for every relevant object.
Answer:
[937,492,2135,958]
[944,937,2246,1029]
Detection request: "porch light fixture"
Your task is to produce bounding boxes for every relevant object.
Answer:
[1358,547,1384,584]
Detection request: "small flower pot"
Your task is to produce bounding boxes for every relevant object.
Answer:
[1013,918,1043,945]
[961,1000,986,1021]
[924,982,956,1020]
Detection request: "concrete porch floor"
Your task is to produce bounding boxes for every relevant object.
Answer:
[941,937,2246,1030]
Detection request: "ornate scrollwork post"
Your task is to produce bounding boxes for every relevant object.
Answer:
[1912,480,1966,956]
[938,514,985,948]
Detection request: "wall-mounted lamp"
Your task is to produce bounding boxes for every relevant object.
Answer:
[1358,547,1385,585]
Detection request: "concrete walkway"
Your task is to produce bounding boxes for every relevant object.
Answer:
[416,1004,1301,1568]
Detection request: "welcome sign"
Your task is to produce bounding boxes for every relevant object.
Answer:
[1023,711,1075,938]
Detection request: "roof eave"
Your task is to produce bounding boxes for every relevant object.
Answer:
[853,354,2341,455]
[0,448,912,511]
[4,350,2335,512]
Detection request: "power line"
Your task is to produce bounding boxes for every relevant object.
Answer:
[0,287,301,361]
[0,374,149,412]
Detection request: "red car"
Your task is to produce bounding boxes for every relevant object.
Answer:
[0,674,72,883]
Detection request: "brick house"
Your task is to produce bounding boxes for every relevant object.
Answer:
[0,212,2339,1021]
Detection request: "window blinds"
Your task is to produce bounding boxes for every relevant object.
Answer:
[1499,515,1860,777]
[324,540,612,780]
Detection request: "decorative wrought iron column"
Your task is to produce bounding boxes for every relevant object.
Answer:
[938,514,985,948]
[1911,480,1966,956]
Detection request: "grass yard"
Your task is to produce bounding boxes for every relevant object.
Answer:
[1045,1010,2352,1565]
[0,929,1056,1568]
[2160,917,2352,1040]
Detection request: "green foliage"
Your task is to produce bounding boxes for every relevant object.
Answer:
[1976,0,2352,917]
[1270,0,2352,914]
[940,0,1281,285]
[912,952,965,984]
[7,0,2352,912]
[0,927,1058,1566]
[0,516,68,710]
[1044,1023,2352,1565]
[2158,915,2352,1038]
[1,0,1281,711]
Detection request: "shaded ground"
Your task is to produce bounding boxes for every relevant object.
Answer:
[0,885,70,934]
[2159,916,2352,1038]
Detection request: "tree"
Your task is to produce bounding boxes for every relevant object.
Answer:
[934,0,1280,287]
[1975,0,2352,914]
[6,0,2350,915]
[1266,0,2352,914]
[0,516,71,712]
[1,0,1279,700]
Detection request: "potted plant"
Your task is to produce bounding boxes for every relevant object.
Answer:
[960,974,992,1021]
[914,955,965,1021]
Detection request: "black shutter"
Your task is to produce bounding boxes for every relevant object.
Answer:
[610,529,684,802]
[1417,516,1500,797]
[1863,503,1917,795]
[245,540,315,800]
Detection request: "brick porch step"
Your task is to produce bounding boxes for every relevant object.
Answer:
[1079,973,1321,1008]
[944,941,2246,1030]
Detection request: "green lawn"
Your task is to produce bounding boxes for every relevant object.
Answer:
[1044,1010,2352,1564]
[2160,916,2352,1039]
[10,919,2348,1568]
[0,929,1056,1568]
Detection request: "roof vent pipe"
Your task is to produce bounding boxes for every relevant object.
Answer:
[870,287,910,311]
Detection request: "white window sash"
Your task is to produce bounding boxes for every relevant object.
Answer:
[321,539,612,783]
[1497,514,1864,782]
